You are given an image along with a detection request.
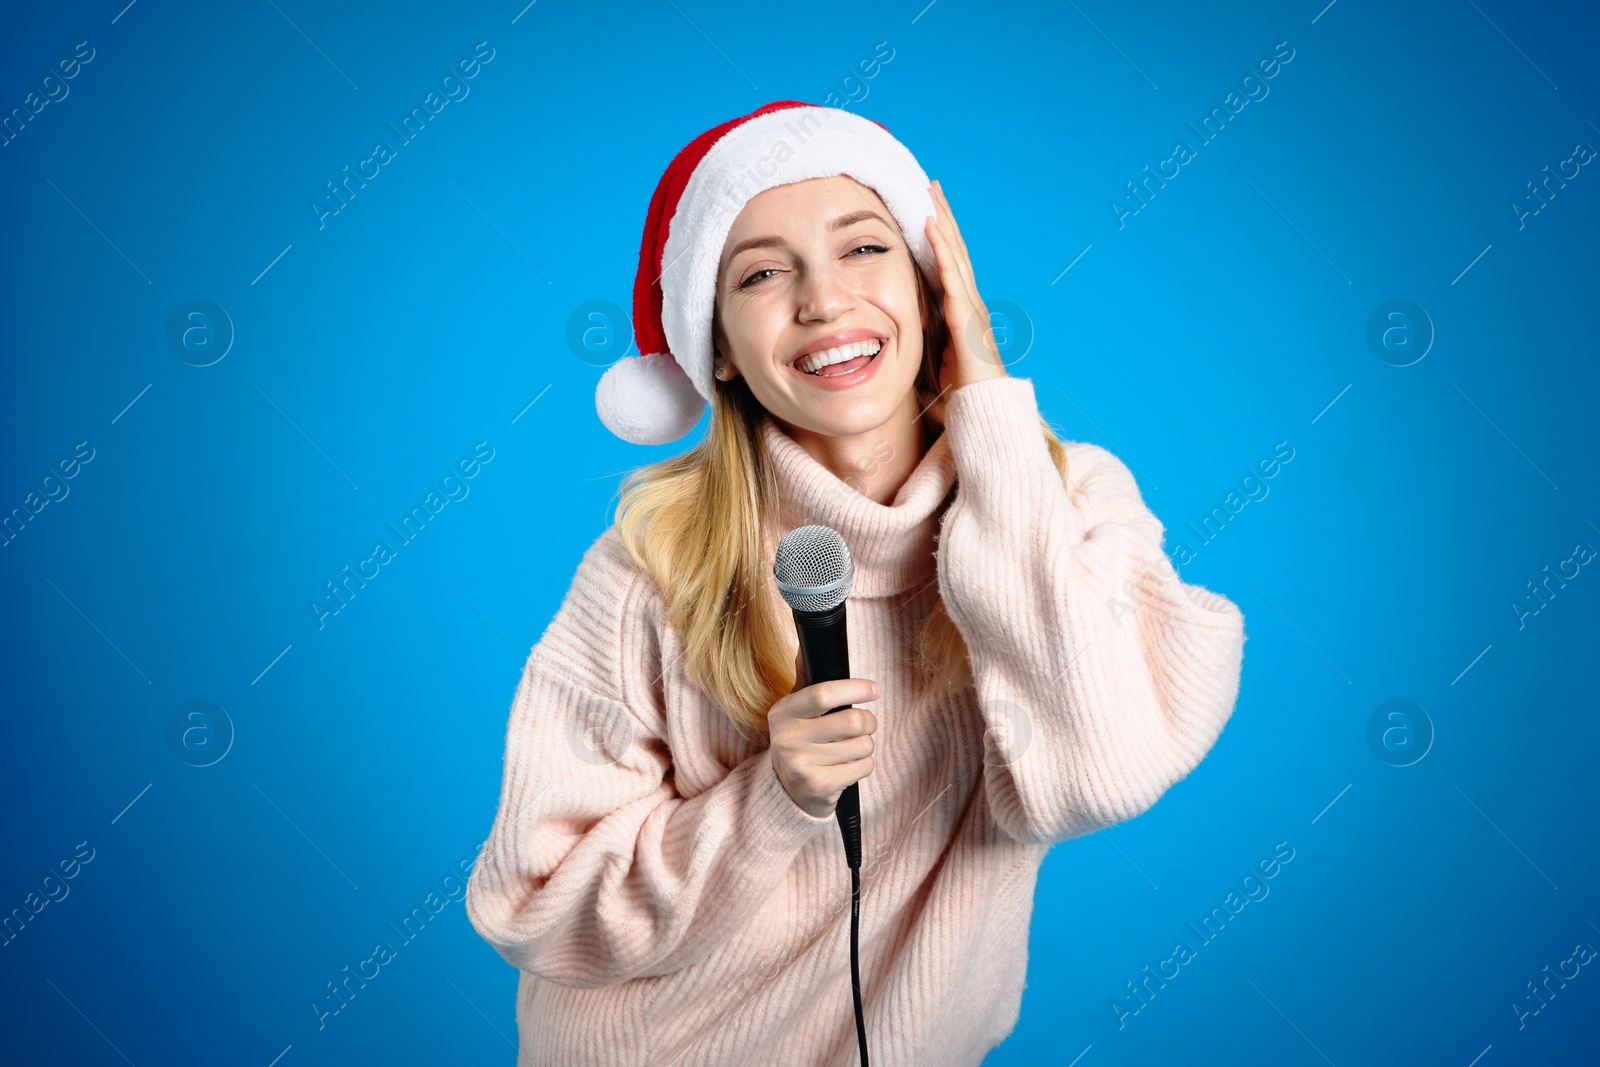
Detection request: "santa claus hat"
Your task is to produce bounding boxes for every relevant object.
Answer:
[595,100,943,445]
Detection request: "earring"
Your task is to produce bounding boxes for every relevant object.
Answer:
[714,365,727,380]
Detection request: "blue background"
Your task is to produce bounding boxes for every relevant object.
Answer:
[2,0,1596,1063]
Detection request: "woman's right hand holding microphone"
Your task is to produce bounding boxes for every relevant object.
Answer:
[768,647,880,819]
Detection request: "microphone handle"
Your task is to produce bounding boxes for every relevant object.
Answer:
[794,602,862,870]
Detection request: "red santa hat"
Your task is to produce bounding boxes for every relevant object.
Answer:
[595,100,943,445]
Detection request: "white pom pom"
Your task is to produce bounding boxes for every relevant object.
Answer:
[595,353,706,445]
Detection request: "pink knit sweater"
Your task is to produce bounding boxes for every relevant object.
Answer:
[466,376,1246,1066]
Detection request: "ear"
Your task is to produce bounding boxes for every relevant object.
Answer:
[710,307,738,378]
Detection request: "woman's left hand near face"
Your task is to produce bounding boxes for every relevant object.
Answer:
[923,178,1009,427]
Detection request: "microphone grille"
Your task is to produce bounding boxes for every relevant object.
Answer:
[773,525,854,612]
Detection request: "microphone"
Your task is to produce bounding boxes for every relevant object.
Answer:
[774,523,872,1064]
[771,523,862,869]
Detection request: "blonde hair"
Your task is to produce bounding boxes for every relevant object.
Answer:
[612,267,1072,741]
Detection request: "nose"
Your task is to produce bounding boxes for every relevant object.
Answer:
[796,262,853,322]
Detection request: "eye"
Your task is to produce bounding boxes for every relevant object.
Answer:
[737,244,890,289]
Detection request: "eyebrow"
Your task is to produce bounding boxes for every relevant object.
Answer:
[724,209,892,264]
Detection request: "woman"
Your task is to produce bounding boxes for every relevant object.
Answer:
[465,100,1247,1066]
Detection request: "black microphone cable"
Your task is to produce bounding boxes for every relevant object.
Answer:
[837,783,868,1067]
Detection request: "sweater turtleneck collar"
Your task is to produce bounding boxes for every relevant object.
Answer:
[759,416,957,599]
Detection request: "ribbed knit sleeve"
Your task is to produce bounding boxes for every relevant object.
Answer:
[936,376,1246,845]
[465,530,838,988]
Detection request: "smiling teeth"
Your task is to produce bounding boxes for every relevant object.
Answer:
[799,339,883,374]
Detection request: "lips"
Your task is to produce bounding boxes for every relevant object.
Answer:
[790,337,886,390]
[796,339,883,377]
[787,328,889,368]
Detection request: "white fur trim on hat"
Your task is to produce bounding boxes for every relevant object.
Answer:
[595,351,706,446]
[658,106,942,415]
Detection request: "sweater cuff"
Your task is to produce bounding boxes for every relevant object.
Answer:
[943,376,1082,537]
[742,748,839,861]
